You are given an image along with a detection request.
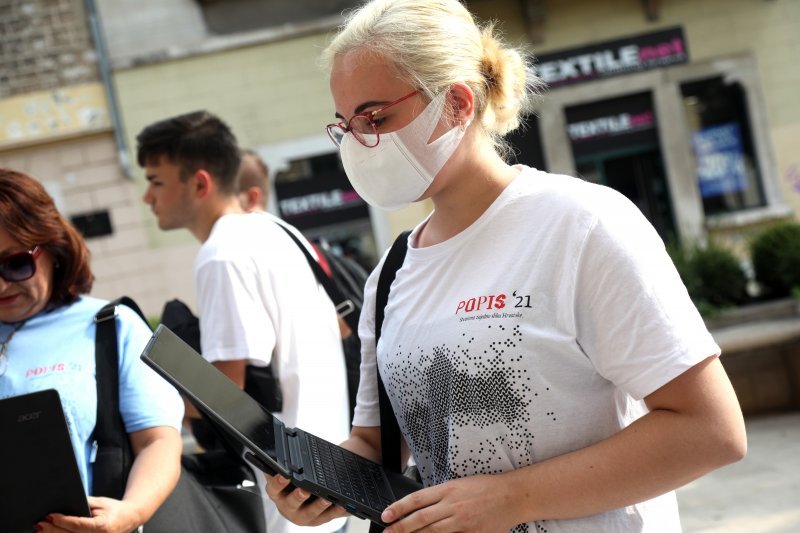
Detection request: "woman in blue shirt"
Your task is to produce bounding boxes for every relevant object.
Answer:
[0,168,184,533]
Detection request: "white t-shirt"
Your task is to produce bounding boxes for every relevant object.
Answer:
[354,168,719,532]
[194,212,349,533]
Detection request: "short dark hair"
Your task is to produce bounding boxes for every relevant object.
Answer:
[238,149,270,199]
[0,168,94,306]
[136,110,242,194]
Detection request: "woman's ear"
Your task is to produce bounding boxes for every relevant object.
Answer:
[448,83,475,127]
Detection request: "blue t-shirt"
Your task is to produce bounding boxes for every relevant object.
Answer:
[0,296,183,494]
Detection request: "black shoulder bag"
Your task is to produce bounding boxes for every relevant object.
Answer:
[92,297,266,533]
[369,231,411,533]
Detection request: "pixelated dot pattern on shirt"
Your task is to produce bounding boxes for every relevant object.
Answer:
[385,323,551,530]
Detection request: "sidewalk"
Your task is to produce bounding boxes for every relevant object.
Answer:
[677,411,800,532]
[347,411,800,533]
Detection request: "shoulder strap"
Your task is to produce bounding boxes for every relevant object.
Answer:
[375,231,411,474]
[276,223,359,333]
[92,296,146,499]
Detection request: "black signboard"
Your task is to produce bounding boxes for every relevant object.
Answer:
[565,91,658,158]
[536,27,688,88]
[275,162,368,231]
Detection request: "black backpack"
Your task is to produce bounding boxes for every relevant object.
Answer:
[311,238,370,329]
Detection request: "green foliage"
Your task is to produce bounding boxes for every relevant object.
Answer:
[666,239,700,298]
[750,221,800,299]
[667,239,749,313]
[147,316,161,331]
[692,241,749,307]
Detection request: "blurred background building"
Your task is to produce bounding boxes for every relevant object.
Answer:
[1,0,798,317]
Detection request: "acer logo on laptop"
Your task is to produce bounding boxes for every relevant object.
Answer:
[17,410,42,422]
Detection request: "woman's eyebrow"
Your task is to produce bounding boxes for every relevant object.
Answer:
[334,99,392,120]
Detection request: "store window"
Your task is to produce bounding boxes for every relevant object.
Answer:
[274,152,367,230]
[681,76,765,216]
[273,152,377,269]
[506,115,547,171]
[565,91,676,240]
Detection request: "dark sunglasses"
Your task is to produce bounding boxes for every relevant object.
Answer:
[0,246,43,282]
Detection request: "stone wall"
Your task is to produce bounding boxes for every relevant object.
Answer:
[0,0,98,98]
[710,299,800,415]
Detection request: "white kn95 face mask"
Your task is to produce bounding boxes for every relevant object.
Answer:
[339,92,468,211]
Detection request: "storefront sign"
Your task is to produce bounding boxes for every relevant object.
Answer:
[275,169,369,230]
[693,123,747,197]
[536,27,688,88]
[568,110,654,142]
[565,91,658,158]
[279,189,363,217]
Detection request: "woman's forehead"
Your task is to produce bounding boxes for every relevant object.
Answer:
[330,50,411,112]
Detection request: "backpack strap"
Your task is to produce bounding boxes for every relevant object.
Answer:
[369,231,410,533]
[375,232,411,474]
[276,223,359,333]
[92,296,147,499]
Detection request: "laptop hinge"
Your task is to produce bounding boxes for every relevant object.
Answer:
[285,429,304,474]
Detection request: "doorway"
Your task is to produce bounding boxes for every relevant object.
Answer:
[566,91,676,241]
[576,146,675,240]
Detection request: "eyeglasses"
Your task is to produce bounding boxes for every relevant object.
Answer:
[0,246,42,283]
[326,90,419,148]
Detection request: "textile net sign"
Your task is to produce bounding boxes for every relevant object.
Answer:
[535,27,688,88]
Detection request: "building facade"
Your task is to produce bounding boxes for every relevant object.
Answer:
[475,0,799,261]
[2,0,798,316]
[0,0,190,318]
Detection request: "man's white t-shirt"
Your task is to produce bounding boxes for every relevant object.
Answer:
[194,212,349,533]
[354,168,720,532]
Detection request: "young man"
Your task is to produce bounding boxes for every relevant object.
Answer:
[138,111,349,533]
[237,149,270,212]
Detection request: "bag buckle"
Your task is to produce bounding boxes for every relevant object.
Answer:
[94,305,119,324]
[336,300,355,318]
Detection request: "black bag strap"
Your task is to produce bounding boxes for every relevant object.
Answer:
[276,223,359,333]
[369,231,410,533]
[375,232,411,473]
[92,296,147,499]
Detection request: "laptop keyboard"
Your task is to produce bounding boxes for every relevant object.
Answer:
[306,435,394,510]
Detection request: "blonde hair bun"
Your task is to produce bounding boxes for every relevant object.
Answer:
[323,0,541,141]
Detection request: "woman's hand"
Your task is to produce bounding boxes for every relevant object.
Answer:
[36,496,142,533]
[264,474,349,526]
[380,474,518,533]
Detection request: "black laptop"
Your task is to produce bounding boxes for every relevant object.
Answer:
[0,389,91,532]
[140,324,421,526]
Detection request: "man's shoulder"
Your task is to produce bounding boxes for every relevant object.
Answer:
[195,213,300,273]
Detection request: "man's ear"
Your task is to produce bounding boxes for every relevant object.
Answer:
[192,170,214,199]
[448,82,475,126]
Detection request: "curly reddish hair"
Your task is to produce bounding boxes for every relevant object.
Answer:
[0,168,94,306]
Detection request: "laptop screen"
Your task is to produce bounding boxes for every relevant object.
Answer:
[0,389,91,529]
[141,325,279,460]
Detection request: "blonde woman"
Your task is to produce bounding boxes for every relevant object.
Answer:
[266,0,746,531]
